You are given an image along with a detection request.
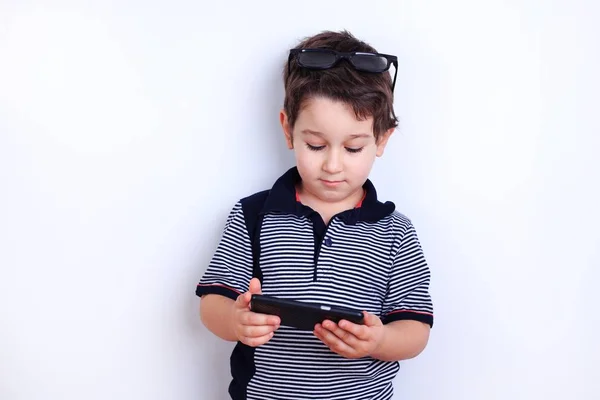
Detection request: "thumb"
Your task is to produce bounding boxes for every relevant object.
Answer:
[237,278,261,309]
[363,311,382,327]
[236,290,252,308]
[248,277,262,295]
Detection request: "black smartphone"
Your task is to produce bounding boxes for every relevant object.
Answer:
[250,294,364,331]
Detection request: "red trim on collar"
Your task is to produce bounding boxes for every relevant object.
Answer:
[356,190,367,208]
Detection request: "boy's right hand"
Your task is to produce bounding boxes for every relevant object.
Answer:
[231,278,280,347]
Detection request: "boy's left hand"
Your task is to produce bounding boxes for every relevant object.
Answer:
[314,311,385,359]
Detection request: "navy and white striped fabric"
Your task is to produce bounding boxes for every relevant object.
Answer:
[197,167,433,400]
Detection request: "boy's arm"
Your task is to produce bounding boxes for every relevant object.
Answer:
[200,294,237,341]
[376,218,434,360]
[369,320,430,361]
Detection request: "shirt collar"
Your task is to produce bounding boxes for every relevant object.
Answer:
[260,167,395,224]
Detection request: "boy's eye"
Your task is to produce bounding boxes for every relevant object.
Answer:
[306,144,325,151]
[305,144,364,153]
[345,147,364,154]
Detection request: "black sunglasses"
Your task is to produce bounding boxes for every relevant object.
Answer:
[288,48,398,92]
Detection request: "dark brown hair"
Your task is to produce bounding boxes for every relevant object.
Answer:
[283,30,398,140]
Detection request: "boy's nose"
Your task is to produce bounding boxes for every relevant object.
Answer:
[322,150,343,174]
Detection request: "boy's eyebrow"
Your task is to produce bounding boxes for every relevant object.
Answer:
[301,129,371,139]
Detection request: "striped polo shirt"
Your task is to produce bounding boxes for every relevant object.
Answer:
[196,167,434,400]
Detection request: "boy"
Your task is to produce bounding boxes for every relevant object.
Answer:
[196,30,434,400]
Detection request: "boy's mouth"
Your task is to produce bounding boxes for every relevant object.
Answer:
[320,179,344,187]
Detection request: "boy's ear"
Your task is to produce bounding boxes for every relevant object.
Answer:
[375,128,395,157]
[280,109,294,149]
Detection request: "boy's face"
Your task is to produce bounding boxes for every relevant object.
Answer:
[280,97,393,204]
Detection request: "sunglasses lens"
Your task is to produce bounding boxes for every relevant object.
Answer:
[352,54,389,72]
[298,51,337,68]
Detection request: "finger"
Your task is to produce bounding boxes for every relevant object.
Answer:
[313,325,324,342]
[338,318,369,340]
[362,311,383,327]
[321,320,359,346]
[241,310,280,326]
[242,332,274,347]
[248,278,262,295]
[314,324,354,355]
[241,324,279,338]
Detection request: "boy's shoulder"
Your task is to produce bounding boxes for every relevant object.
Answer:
[232,190,272,241]
[389,209,414,228]
[237,189,271,223]
[239,189,271,208]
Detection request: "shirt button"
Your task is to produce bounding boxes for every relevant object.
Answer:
[324,237,333,247]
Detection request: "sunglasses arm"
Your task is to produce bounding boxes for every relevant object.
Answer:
[391,61,398,93]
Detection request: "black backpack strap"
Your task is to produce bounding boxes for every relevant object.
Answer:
[240,190,270,284]
[250,214,265,283]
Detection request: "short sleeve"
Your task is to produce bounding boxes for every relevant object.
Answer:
[195,202,254,301]
[381,219,434,327]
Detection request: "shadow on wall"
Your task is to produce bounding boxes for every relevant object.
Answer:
[191,56,293,398]
[262,53,296,175]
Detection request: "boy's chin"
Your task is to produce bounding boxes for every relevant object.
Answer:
[312,187,357,203]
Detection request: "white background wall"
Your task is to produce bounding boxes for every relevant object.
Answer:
[1,1,598,399]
